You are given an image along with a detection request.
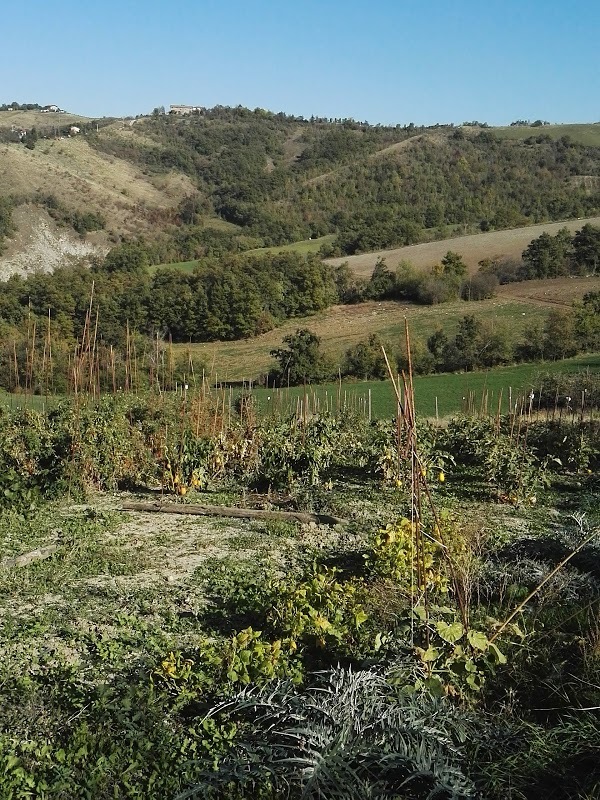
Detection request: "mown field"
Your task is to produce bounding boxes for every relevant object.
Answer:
[325,215,600,278]
[494,123,600,147]
[175,280,600,383]
[149,217,600,278]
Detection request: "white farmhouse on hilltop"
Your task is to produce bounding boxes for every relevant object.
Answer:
[169,105,201,115]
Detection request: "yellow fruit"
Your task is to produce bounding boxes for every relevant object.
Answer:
[173,474,181,485]
[178,485,187,496]
[438,471,445,483]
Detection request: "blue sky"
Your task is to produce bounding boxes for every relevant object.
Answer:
[3,0,599,125]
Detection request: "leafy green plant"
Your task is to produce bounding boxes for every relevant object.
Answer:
[443,416,547,503]
[249,414,342,490]
[369,518,450,597]
[267,563,368,654]
[527,420,599,473]
[178,666,478,799]
[397,606,514,700]
[153,627,302,707]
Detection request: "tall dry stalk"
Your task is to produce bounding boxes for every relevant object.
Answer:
[382,321,469,634]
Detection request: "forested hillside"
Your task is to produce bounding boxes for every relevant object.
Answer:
[2,106,600,265]
[87,109,600,258]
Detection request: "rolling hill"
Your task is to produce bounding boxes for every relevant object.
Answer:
[1,108,600,279]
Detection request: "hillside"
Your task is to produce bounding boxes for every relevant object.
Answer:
[0,205,102,278]
[89,113,600,260]
[1,109,600,277]
[0,118,197,276]
[175,274,600,381]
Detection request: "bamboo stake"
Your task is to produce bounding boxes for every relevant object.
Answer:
[490,523,599,643]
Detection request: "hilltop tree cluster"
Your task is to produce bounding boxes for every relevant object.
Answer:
[0,248,344,349]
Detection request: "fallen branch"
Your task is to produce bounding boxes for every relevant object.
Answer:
[2,545,59,570]
[121,502,347,527]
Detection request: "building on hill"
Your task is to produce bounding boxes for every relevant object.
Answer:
[169,105,201,115]
[42,105,64,113]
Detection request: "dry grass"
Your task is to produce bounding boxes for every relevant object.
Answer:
[0,137,194,237]
[494,123,600,147]
[0,110,91,128]
[178,296,558,382]
[497,275,600,307]
[325,216,600,278]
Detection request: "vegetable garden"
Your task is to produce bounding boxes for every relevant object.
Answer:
[0,370,599,798]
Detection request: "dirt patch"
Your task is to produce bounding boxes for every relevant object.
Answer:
[0,205,105,279]
[497,276,600,307]
[325,216,600,278]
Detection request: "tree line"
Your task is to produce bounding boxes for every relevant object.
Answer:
[269,293,600,386]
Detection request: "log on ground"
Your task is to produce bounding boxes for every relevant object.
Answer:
[121,502,347,527]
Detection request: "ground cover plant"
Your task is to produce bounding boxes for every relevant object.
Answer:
[0,368,598,798]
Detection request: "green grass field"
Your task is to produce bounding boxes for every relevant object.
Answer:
[246,235,335,257]
[246,354,600,419]
[0,393,55,412]
[0,354,596,419]
[148,259,201,274]
[150,235,336,273]
[494,123,600,146]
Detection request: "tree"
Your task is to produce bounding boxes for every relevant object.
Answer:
[543,310,578,360]
[366,259,397,300]
[460,272,498,300]
[574,291,600,351]
[573,224,600,274]
[515,322,545,362]
[102,242,150,274]
[342,334,387,380]
[270,329,332,386]
[521,229,573,278]
[427,329,448,362]
[440,251,468,278]
[0,198,14,254]
[452,315,484,371]
[24,126,38,150]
